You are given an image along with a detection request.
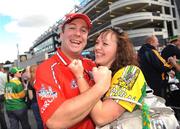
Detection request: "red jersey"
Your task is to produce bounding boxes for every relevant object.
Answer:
[34,48,96,129]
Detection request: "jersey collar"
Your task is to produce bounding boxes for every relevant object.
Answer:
[56,48,84,66]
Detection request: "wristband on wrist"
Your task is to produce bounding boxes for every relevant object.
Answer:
[77,75,84,80]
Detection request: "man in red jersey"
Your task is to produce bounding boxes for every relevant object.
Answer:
[34,13,112,129]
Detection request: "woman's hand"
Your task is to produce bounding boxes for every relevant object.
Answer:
[92,66,112,93]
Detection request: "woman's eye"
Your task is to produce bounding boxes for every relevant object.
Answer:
[103,42,108,46]
[95,41,99,45]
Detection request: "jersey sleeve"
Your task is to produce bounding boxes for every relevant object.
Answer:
[34,64,66,124]
[105,65,147,112]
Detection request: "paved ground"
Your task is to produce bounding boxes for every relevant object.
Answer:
[1,109,37,129]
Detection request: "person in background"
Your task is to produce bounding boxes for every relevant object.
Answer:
[165,36,180,121]
[5,67,31,129]
[21,66,31,108]
[28,64,44,129]
[138,35,172,97]
[0,65,8,129]
[168,56,180,73]
[161,35,180,61]
[162,35,180,81]
[69,27,148,128]
[34,13,112,129]
[21,66,30,91]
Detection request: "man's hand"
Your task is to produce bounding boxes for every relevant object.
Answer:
[68,59,84,78]
[168,56,178,66]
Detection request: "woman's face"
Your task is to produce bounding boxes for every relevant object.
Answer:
[14,71,22,78]
[94,31,117,68]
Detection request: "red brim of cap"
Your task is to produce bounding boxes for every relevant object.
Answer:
[62,13,92,30]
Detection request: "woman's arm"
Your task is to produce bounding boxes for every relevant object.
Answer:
[90,99,125,126]
[28,90,33,100]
